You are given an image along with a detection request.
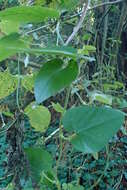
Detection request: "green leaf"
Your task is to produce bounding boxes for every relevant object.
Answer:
[25,148,53,182]
[25,102,51,132]
[62,106,124,153]
[0,33,28,61]
[0,20,19,34]
[22,74,36,92]
[0,6,60,24]
[90,91,112,105]
[84,45,96,51]
[62,183,84,190]
[78,45,96,56]
[3,111,14,118]
[8,46,77,58]
[49,0,79,11]
[52,102,65,114]
[0,70,18,99]
[34,59,78,103]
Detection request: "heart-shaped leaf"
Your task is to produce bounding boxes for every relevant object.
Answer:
[62,106,124,153]
[34,59,78,103]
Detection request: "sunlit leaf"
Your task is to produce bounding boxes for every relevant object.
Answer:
[0,70,17,99]
[90,91,112,105]
[0,6,60,24]
[52,102,65,114]
[0,20,19,34]
[25,102,51,132]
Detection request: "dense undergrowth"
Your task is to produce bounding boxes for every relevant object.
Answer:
[0,0,127,190]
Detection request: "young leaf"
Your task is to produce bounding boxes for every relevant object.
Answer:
[25,148,53,182]
[62,106,124,153]
[52,102,65,114]
[25,102,51,132]
[90,91,112,105]
[0,33,28,61]
[34,59,78,103]
[0,6,59,24]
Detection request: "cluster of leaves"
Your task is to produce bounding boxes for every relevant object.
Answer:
[0,1,126,190]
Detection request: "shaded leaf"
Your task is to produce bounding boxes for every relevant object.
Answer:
[62,106,124,153]
[25,148,53,182]
[0,33,28,61]
[35,59,78,103]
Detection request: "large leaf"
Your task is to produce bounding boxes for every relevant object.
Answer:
[0,33,28,61]
[0,33,77,61]
[0,6,59,24]
[25,148,52,182]
[0,70,17,99]
[7,46,77,58]
[25,102,51,132]
[62,106,124,153]
[34,59,78,103]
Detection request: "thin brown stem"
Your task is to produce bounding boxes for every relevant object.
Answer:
[65,0,91,45]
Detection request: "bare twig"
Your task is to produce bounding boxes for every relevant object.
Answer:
[89,0,124,10]
[65,0,91,45]
[62,0,124,22]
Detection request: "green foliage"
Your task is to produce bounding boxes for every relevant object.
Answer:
[89,91,112,105]
[62,183,84,190]
[62,106,124,153]
[52,102,65,114]
[12,46,78,58]
[49,0,79,11]
[0,20,19,34]
[0,1,126,189]
[25,148,53,182]
[25,102,51,132]
[0,70,17,99]
[22,74,36,92]
[34,59,78,103]
[0,33,28,61]
[78,45,96,56]
[0,6,60,24]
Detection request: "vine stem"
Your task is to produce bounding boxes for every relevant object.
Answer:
[16,54,21,111]
[56,1,91,189]
[65,0,91,46]
[87,146,110,190]
[56,87,71,190]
